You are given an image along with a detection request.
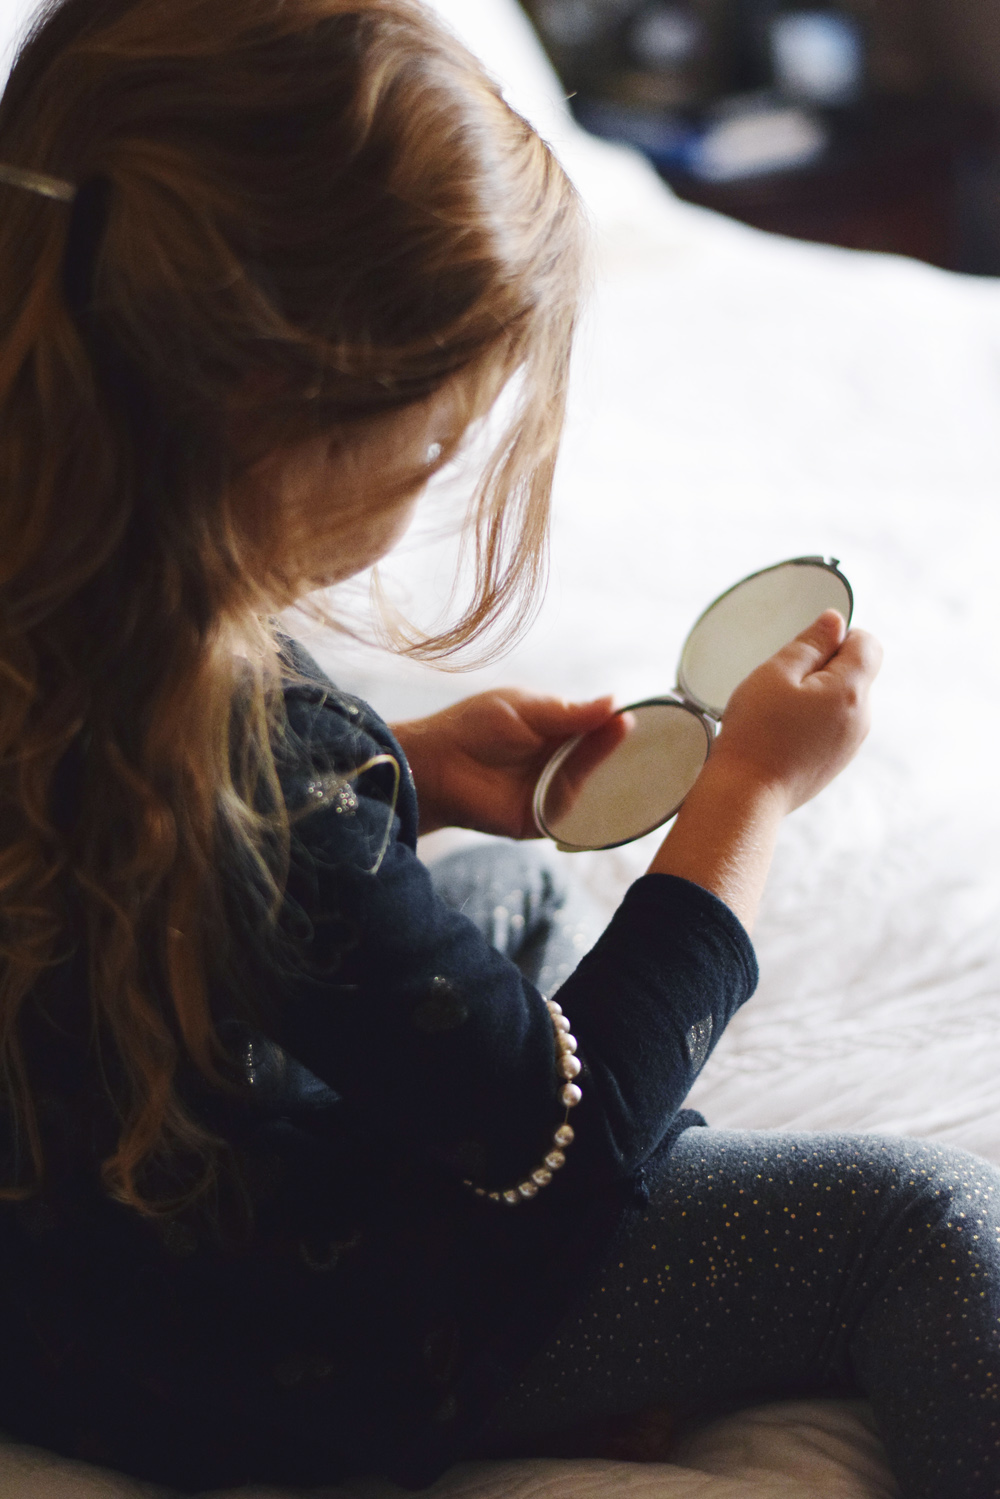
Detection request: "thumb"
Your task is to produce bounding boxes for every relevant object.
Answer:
[776,609,847,681]
[515,693,616,741]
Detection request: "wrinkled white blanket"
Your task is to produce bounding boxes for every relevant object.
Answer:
[4,0,1000,1492]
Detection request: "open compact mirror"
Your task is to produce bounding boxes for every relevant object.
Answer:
[533,556,853,852]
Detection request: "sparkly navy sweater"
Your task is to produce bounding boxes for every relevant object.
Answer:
[0,643,758,1490]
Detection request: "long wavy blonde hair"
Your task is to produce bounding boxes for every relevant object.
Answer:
[0,0,584,1214]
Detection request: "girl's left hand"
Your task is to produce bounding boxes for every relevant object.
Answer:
[392,690,616,838]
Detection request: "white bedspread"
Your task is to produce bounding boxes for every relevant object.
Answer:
[318,0,1000,1168]
[3,0,1000,1493]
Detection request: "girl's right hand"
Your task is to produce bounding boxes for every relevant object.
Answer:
[649,610,881,930]
[710,609,883,815]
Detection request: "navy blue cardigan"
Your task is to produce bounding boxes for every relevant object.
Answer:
[0,643,757,1490]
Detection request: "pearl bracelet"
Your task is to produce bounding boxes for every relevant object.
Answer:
[464,998,582,1207]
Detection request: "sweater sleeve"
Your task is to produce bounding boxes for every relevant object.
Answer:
[262,671,758,1197]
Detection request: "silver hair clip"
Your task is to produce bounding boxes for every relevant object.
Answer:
[0,162,76,203]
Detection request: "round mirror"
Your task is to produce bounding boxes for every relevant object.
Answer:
[678,558,852,718]
[533,699,712,852]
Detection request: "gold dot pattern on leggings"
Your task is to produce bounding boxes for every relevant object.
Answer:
[484,1131,1000,1498]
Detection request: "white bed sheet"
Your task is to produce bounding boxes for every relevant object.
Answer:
[3,0,1000,1493]
[317,0,1000,1167]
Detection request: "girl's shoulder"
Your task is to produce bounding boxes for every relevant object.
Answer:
[276,634,387,749]
[274,634,417,851]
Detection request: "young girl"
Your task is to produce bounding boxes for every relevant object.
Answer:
[0,2,997,1496]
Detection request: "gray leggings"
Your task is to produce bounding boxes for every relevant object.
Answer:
[430,844,1000,1499]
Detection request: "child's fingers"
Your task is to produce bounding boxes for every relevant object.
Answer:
[512,692,616,740]
[822,626,883,687]
[774,609,848,681]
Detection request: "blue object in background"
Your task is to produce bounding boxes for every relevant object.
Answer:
[771,11,865,107]
[574,96,702,169]
[575,93,829,181]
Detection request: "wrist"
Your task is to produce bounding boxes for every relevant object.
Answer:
[647,750,788,933]
[697,744,794,822]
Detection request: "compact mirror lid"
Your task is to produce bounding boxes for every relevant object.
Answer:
[533,699,712,853]
[678,557,853,719]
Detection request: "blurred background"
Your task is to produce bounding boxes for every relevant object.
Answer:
[518,0,1000,272]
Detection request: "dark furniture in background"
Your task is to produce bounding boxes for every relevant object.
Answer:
[660,98,989,268]
[521,0,999,272]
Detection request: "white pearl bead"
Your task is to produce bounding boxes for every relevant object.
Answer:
[465,1001,584,1209]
